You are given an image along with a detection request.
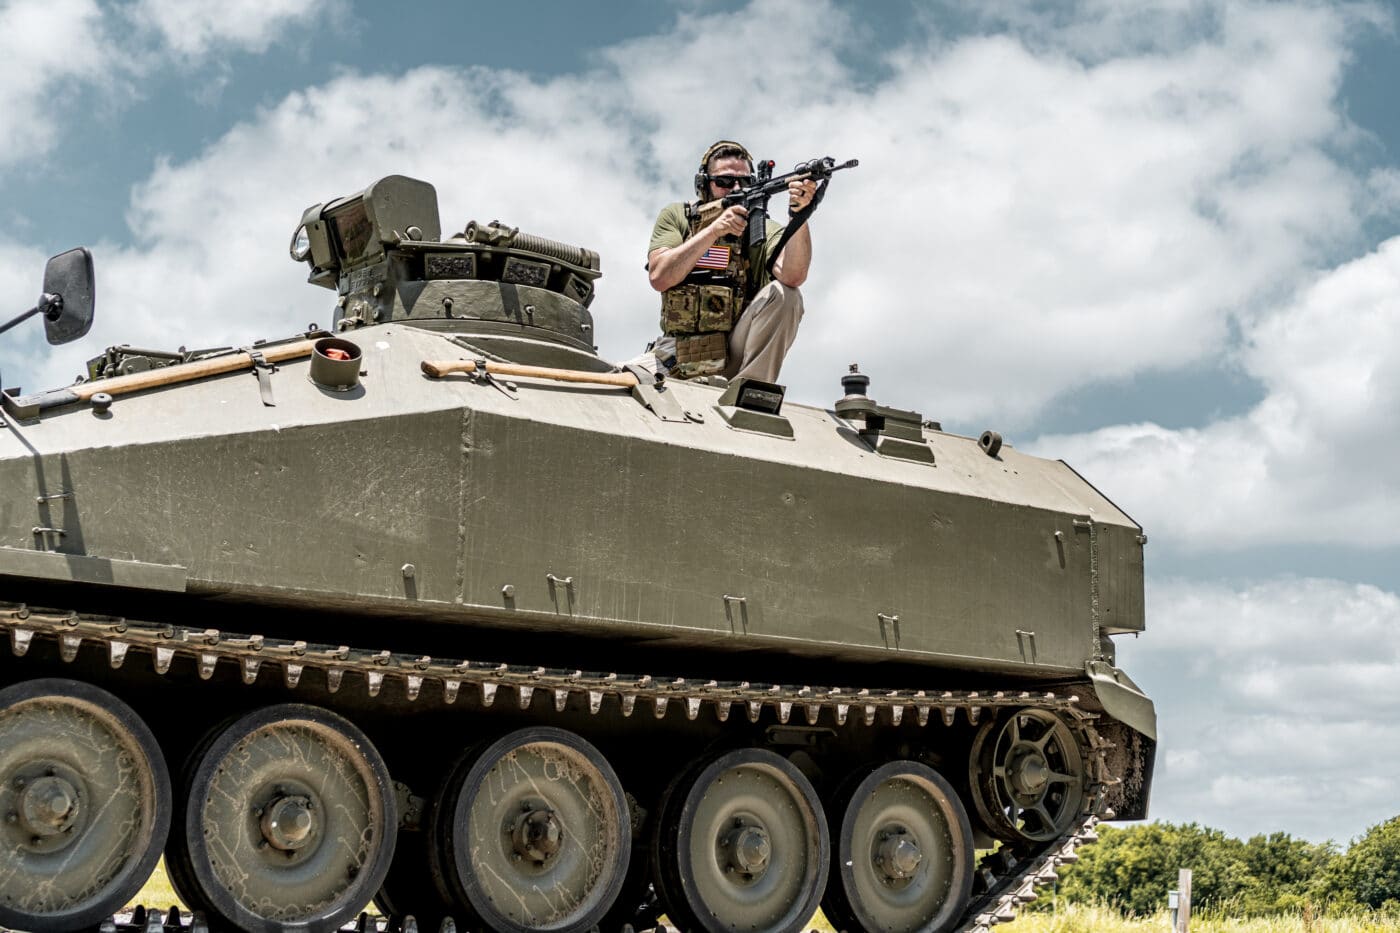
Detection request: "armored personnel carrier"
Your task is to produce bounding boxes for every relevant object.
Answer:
[0,176,1155,933]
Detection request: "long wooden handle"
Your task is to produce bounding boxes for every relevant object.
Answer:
[73,339,319,401]
[421,359,639,388]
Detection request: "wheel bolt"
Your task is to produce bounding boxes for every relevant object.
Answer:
[876,831,923,881]
[17,775,81,837]
[511,809,562,862]
[260,794,317,851]
[723,825,772,876]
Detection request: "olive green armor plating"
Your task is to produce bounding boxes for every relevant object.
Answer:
[0,176,1154,933]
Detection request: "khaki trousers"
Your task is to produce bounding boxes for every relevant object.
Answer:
[723,282,804,383]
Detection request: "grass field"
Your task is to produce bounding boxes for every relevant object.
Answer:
[999,903,1400,931]
[130,861,184,913]
[131,867,1400,931]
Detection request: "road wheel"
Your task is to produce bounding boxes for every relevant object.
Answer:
[0,678,170,933]
[654,747,828,933]
[823,761,973,932]
[436,726,630,933]
[171,704,396,933]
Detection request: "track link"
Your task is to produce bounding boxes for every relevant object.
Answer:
[955,816,1103,932]
[0,602,1114,932]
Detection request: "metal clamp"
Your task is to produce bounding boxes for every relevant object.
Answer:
[624,363,688,422]
[247,349,277,407]
[472,358,518,400]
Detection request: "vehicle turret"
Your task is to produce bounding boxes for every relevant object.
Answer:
[290,175,602,369]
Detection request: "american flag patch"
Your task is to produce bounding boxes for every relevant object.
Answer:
[695,245,730,270]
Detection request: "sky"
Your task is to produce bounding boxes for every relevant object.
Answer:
[1,0,1398,847]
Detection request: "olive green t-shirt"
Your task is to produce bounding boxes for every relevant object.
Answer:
[649,202,786,298]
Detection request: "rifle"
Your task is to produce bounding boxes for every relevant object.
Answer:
[695,157,858,270]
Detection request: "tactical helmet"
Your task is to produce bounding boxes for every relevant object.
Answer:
[694,140,754,198]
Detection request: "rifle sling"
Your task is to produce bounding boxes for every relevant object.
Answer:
[764,177,829,278]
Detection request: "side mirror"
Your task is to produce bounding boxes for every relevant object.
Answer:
[41,247,95,345]
[0,247,96,345]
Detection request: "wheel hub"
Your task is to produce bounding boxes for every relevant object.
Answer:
[511,805,562,863]
[259,792,318,851]
[874,828,922,881]
[721,822,772,877]
[1007,747,1049,798]
[18,773,81,838]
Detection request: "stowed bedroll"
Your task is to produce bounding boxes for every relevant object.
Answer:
[0,175,1154,933]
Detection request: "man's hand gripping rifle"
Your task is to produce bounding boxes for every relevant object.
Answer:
[698,156,858,274]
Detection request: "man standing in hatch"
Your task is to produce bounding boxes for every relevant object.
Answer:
[642,140,816,383]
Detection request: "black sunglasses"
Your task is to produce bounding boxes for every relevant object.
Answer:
[708,174,755,190]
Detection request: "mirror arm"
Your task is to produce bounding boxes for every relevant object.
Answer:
[0,305,41,338]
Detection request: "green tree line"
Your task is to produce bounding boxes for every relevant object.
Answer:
[1049,816,1400,917]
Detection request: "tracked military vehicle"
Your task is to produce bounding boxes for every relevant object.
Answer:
[0,175,1155,933]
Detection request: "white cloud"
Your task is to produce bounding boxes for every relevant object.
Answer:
[0,0,335,177]
[127,0,336,59]
[1034,236,1400,549]
[1122,576,1400,842]
[0,0,113,169]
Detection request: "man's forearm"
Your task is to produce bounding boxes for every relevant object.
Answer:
[772,224,812,287]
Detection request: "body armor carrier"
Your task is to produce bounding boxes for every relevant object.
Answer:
[659,202,751,378]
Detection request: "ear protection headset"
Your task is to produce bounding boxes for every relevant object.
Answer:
[694,140,754,198]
